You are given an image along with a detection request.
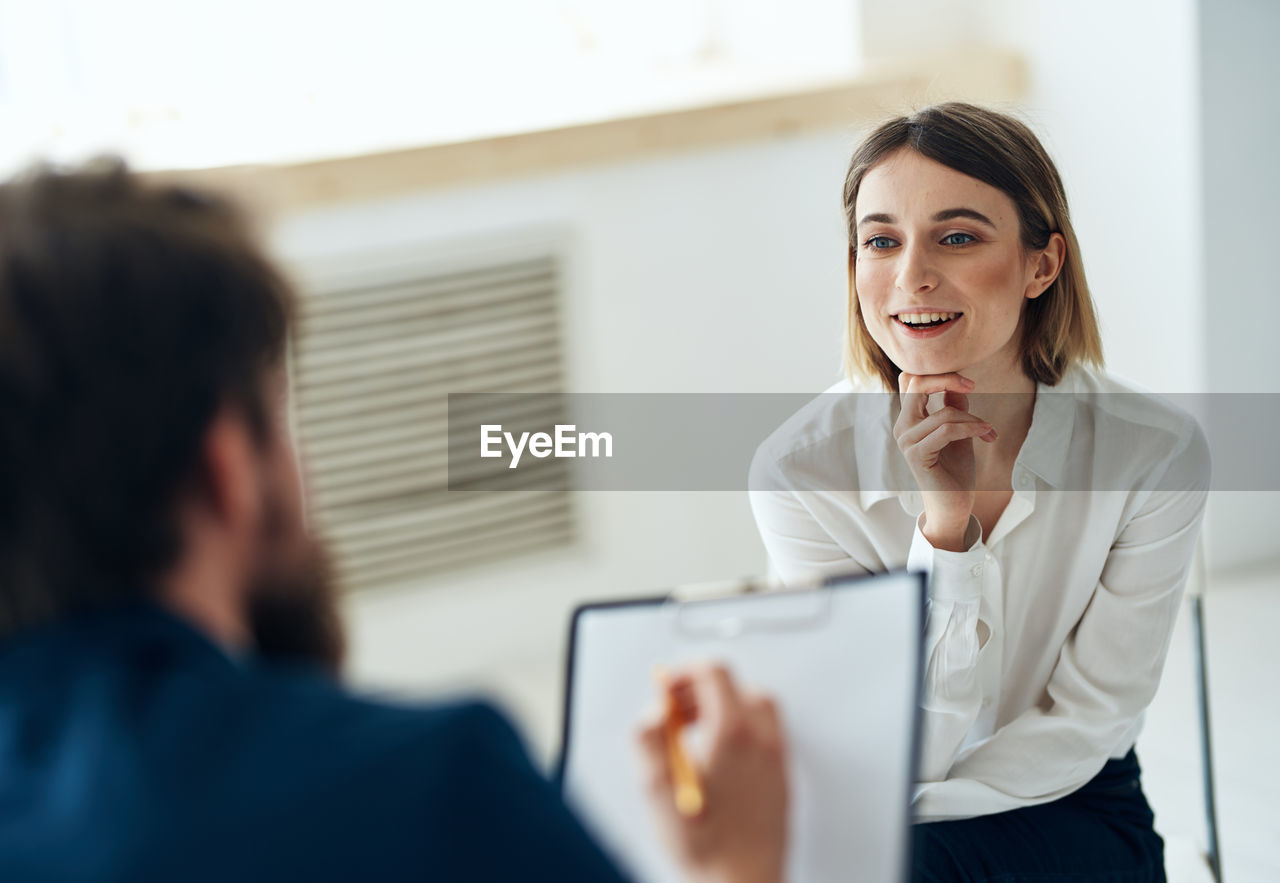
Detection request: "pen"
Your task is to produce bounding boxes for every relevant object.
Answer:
[655,666,704,817]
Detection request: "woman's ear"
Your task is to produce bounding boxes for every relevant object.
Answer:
[1026,232,1067,300]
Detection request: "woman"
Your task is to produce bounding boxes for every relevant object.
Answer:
[749,103,1209,881]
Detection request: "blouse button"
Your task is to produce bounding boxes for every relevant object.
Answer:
[1017,470,1032,488]
[970,564,984,577]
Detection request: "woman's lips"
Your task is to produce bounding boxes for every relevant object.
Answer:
[892,314,962,339]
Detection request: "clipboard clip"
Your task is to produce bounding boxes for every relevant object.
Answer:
[662,578,834,640]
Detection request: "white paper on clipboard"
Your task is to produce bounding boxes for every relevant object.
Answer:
[559,570,924,883]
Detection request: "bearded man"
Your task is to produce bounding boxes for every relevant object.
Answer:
[0,163,788,883]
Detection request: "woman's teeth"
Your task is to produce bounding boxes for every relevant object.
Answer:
[896,312,961,326]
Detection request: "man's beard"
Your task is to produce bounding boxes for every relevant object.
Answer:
[244,493,346,675]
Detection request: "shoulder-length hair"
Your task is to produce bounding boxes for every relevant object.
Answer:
[842,102,1103,390]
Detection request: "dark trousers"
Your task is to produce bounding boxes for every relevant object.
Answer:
[911,750,1166,882]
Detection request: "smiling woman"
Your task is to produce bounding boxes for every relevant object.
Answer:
[843,105,1102,393]
[749,103,1209,883]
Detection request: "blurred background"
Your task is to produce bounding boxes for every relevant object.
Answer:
[2,1,1275,880]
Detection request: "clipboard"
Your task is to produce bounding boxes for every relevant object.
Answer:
[558,570,925,883]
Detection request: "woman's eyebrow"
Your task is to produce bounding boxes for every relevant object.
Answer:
[857,208,997,228]
[932,207,996,227]
[856,212,895,228]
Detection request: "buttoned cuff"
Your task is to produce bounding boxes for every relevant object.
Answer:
[907,513,986,603]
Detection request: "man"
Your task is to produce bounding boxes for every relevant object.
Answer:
[0,162,787,883]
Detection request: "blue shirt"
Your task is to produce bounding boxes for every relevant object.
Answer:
[0,605,630,882]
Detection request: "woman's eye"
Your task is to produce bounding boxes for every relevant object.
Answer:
[864,235,897,250]
[942,232,976,247]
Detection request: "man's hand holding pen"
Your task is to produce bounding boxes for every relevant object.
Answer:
[637,664,789,883]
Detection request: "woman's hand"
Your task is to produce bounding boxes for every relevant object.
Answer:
[637,664,789,883]
[893,371,998,551]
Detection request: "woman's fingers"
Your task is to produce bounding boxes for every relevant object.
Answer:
[898,372,975,420]
[913,422,998,466]
[897,406,995,451]
[894,373,988,517]
[943,390,969,414]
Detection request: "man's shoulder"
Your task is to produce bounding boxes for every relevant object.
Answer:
[0,619,559,882]
[239,666,528,784]
[231,674,622,881]
[168,672,565,875]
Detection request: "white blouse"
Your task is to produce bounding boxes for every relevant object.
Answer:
[748,364,1210,822]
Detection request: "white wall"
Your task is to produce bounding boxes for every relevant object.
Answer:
[938,0,1207,394]
[965,0,1278,566]
[1198,0,1280,567]
[1201,0,1280,396]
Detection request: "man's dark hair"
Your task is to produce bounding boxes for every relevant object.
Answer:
[0,159,295,638]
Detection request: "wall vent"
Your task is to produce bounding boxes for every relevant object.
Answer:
[289,238,574,592]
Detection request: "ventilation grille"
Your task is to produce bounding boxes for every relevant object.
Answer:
[291,247,574,592]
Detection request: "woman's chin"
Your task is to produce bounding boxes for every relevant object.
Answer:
[894,356,964,377]
[876,337,967,377]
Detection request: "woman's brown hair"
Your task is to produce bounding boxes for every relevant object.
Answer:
[842,102,1103,389]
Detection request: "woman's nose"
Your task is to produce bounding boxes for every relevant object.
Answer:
[894,242,938,294]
